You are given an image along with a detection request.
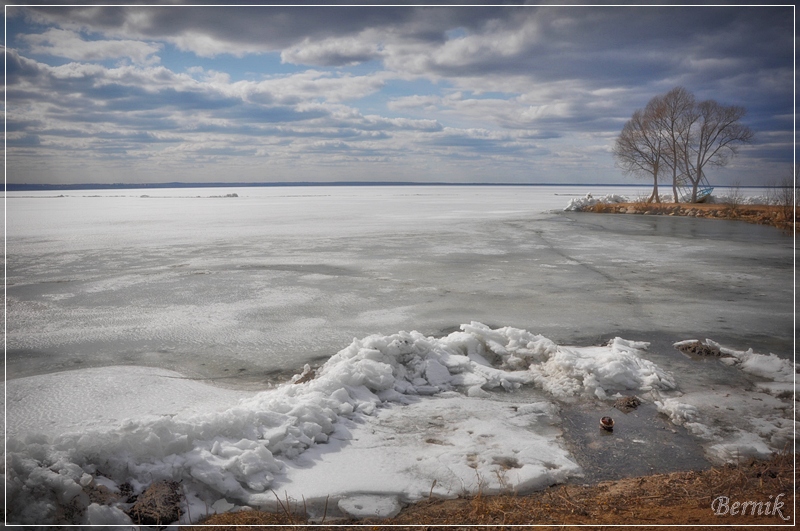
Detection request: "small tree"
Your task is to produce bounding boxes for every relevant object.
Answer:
[613,97,666,203]
[677,99,754,203]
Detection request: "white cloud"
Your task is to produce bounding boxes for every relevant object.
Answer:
[281,34,383,66]
[387,94,441,112]
[518,102,571,121]
[421,19,537,69]
[244,70,391,104]
[389,89,575,131]
[22,28,161,64]
[169,31,267,58]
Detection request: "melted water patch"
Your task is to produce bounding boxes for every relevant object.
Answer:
[560,400,711,484]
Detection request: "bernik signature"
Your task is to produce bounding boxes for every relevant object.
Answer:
[711,493,790,521]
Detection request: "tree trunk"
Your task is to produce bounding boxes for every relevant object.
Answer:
[649,168,660,203]
[671,166,679,202]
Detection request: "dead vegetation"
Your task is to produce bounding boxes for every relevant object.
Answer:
[127,480,183,526]
[190,451,794,528]
[674,339,725,358]
[612,395,641,413]
[585,202,796,232]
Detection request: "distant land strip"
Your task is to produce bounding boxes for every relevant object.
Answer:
[5,182,753,192]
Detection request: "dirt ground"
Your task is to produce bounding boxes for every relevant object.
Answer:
[192,451,795,528]
[584,201,796,233]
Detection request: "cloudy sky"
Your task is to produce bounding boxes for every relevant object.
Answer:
[5,4,794,186]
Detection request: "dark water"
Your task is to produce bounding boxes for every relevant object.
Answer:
[560,400,711,484]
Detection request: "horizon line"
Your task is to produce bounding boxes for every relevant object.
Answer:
[6,181,694,192]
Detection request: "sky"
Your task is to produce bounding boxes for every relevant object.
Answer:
[4,3,795,186]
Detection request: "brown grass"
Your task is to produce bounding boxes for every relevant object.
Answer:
[189,451,795,528]
[584,202,796,233]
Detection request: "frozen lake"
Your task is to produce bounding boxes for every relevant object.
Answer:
[6,185,790,384]
[4,185,794,524]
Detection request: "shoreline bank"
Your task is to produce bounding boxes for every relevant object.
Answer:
[576,201,795,233]
[194,451,794,527]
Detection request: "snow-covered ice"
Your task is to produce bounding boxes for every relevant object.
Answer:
[5,366,252,440]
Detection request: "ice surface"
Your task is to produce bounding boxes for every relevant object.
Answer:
[6,366,252,440]
[7,186,790,386]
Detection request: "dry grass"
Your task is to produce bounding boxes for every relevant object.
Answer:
[586,202,796,232]
[127,480,183,526]
[189,451,795,528]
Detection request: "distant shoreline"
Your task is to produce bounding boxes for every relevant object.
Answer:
[4,182,760,192]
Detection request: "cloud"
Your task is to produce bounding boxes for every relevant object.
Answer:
[5,6,793,185]
[14,6,422,57]
[21,28,161,64]
[389,88,586,133]
[243,70,391,105]
[281,35,383,67]
[5,49,448,172]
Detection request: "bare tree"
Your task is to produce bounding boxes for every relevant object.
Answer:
[677,99,754,203]
[613,97,665,203]
[652,86,696,202]
[615,87,754,204]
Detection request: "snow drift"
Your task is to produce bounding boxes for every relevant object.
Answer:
[5,322,677,525]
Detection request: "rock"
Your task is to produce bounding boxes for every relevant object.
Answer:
[126,480,182,526]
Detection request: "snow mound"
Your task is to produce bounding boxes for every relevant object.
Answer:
[528,337,674,399]
[707,194,773,205]
[563,193,630,211]
[6,322,675,524]
[564,192,774,211]
[705,339,795,385]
